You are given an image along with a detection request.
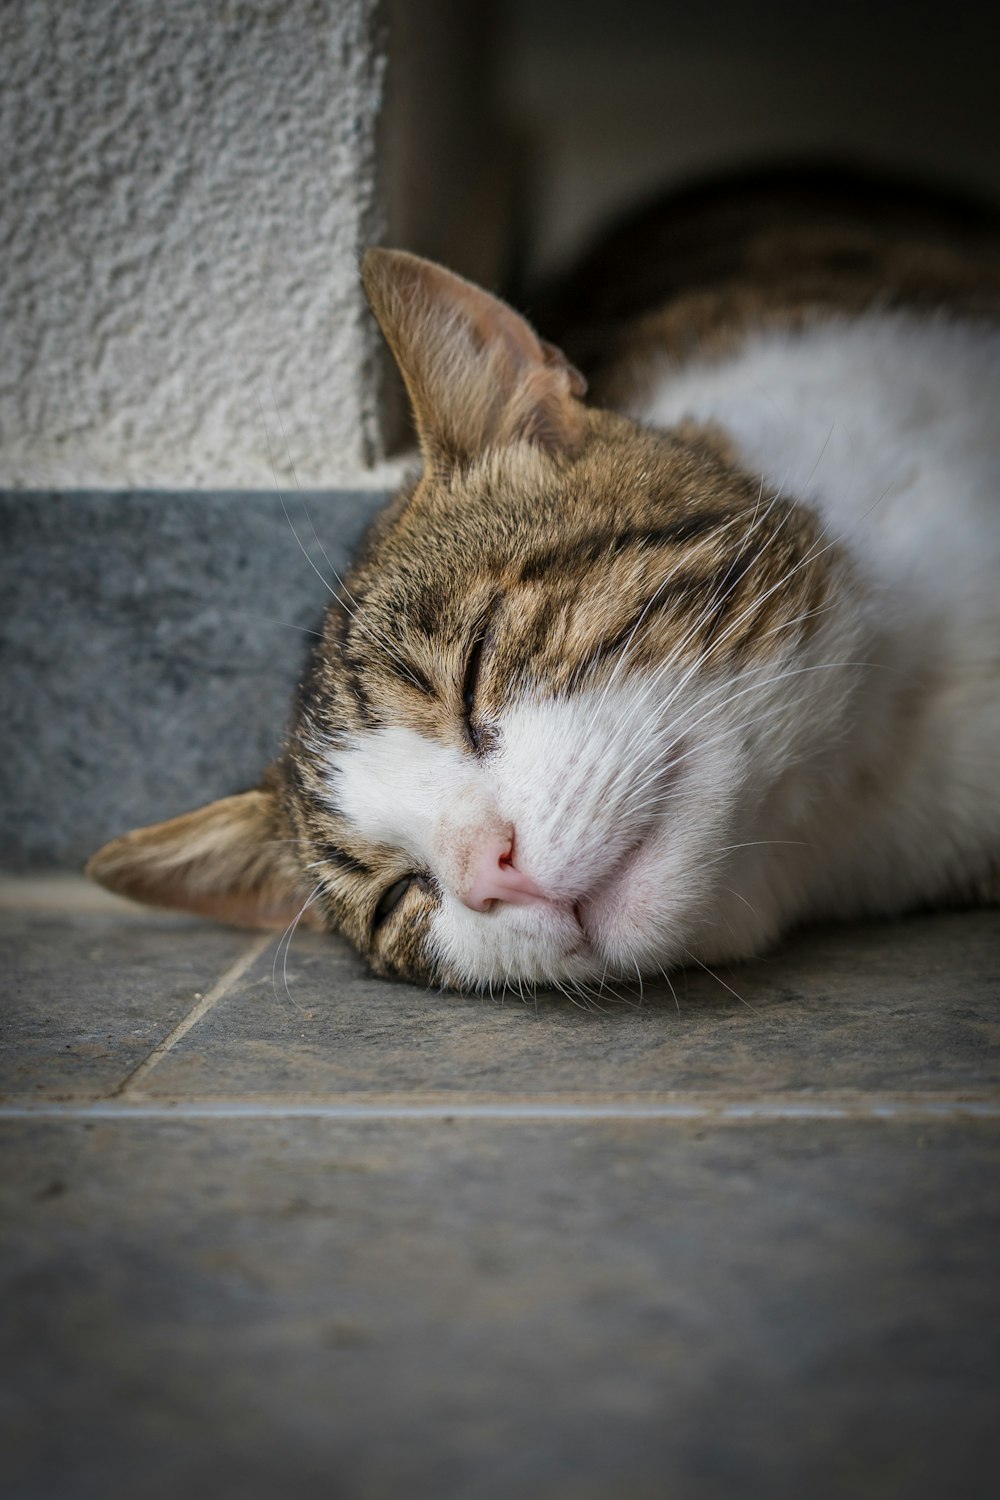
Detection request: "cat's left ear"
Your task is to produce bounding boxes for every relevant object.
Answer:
[85,788,321,930]
[362,248,589,467]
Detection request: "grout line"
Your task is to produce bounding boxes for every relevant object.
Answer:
[110,933,274,1098]
[1,1099,998,1123]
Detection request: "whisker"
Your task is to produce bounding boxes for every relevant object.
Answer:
[655,962,682,1015]
[680,947,762,1017]
[255,381,428,689]
[271,882,323,1015]
[234,612,323,639]
[720,885,762,923]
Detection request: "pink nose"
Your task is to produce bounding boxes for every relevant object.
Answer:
[462,833,548,912]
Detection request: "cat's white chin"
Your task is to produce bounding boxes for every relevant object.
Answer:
[432,895,591,990]
[568,830,685,976]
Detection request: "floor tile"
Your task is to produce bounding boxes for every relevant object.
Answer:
[2,1116,998,1500]
[0,908,257,1100]
[139,909,1000,1102]
[1,884,997,1498]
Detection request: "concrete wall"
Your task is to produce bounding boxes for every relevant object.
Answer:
[1,0,389,489]
[0,490,383,868]
[1,0,508,492]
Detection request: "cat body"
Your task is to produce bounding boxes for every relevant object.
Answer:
[635,313,1000,942]
[88,167,1000,992]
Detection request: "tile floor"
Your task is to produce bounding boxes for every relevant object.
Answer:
[1,878,998,1499]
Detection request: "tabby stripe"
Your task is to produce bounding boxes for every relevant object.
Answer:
[700,552,761,644]
[575,550,758,672]
[517,595,563,657]
[325,844,372,877]
[388,658,435,696]
[518,513,737,583]
[326,600,376,725]
[411,588,451,636]
[340,652,375,723]
[577,573,708,672]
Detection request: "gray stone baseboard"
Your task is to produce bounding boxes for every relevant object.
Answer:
[1,489,387,868]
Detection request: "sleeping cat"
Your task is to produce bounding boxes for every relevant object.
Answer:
[87,166,1000,992]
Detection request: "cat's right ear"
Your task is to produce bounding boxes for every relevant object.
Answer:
[85,788,321,930]
[362,248,589,468]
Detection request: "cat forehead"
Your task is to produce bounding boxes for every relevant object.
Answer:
[370,419,714,562]
[348,427,751,631]
[300,437,834,770]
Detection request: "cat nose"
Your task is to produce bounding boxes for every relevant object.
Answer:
[461,833,547,912]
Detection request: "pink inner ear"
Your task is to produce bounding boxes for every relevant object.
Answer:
[362,247,590,461]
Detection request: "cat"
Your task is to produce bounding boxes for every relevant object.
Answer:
[87,165,1000,993]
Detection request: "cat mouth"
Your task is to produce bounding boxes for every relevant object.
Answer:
[569,748,683,953]
[571,836,650,947]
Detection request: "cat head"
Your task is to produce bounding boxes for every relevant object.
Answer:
[88,250,851,990]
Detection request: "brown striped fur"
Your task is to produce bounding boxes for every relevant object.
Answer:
[536,162,1000,407]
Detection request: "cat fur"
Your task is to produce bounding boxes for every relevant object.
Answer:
[87,167,1000,991]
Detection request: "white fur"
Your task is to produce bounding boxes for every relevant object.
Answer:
[328,615,866,987]
[634,312,1000,926]
[329,311,1000,988]
[330,725,469,866]
[635,314,1000,626]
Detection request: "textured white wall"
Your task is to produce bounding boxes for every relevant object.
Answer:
[1,0,395,489]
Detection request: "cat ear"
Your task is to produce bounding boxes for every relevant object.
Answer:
[362,248,589,466]
[85,788,321,930]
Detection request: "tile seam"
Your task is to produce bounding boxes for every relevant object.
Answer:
[109,933,274,1098]
[1,1098,998,1123]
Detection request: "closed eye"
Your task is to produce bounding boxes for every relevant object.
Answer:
[372,874,424,932]
[462,635,486,751]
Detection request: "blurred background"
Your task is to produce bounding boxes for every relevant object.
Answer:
[502,0,1000,283]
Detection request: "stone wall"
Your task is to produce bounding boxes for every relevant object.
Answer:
[0,490,384,867]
